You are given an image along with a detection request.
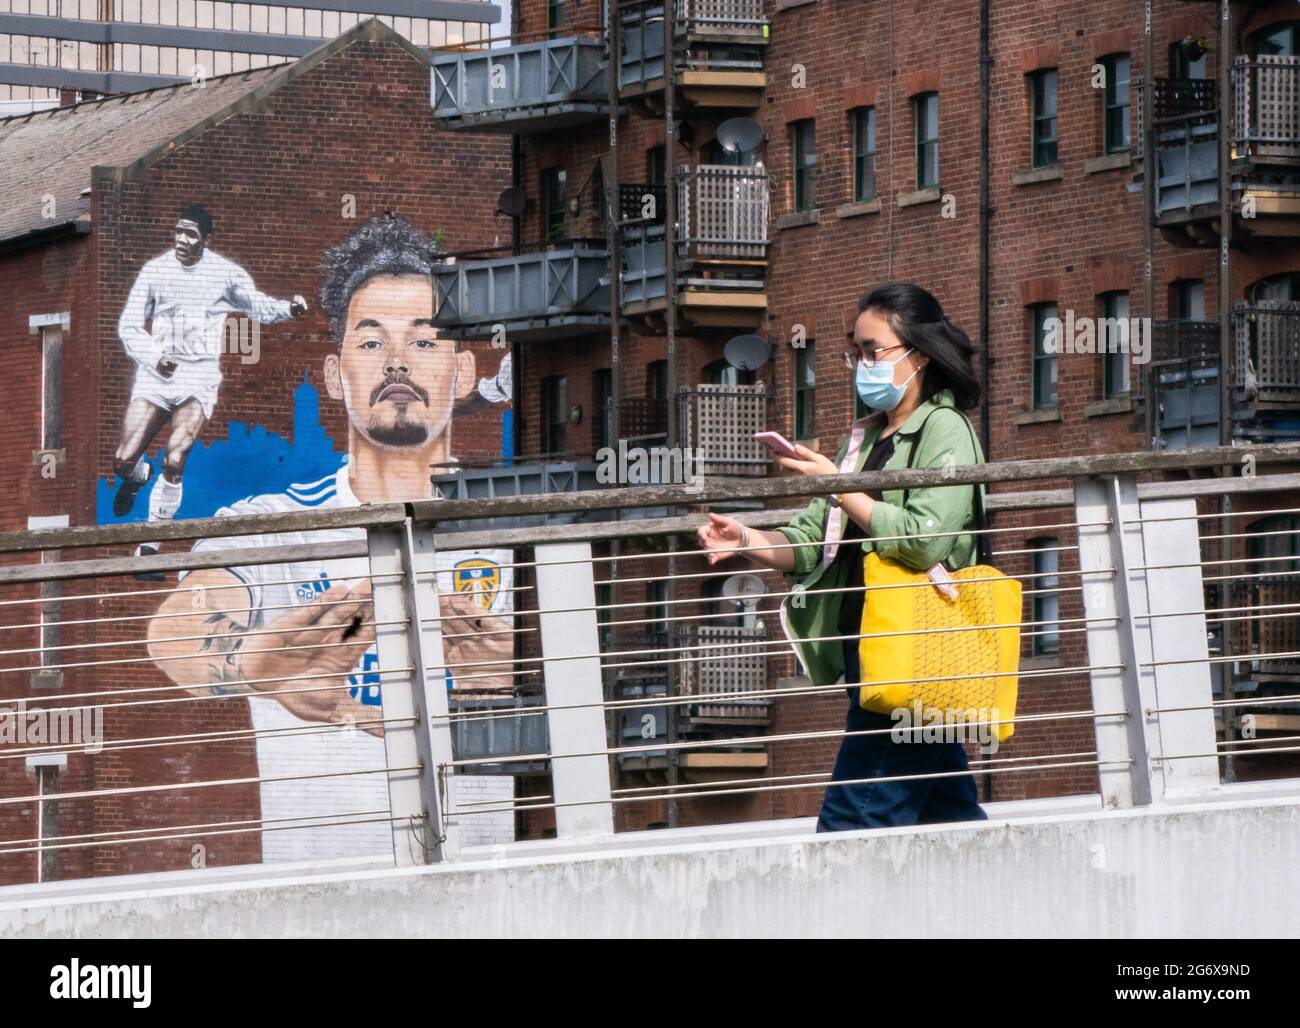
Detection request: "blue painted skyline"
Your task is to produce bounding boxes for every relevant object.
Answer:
[96,375,346,524]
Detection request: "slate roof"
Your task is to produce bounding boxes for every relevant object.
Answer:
[0,19,431,246]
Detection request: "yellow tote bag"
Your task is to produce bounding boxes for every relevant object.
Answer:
[856,552,1023,742]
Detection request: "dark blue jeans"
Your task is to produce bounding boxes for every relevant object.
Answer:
[816,641,987,832]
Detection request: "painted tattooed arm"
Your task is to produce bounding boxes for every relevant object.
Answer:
[146,567,382,733]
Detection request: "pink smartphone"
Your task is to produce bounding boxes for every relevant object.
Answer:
[754,431,802,460]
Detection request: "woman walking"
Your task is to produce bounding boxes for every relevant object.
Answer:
[697,283,989,831]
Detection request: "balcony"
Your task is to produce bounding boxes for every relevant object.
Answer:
[611,396,669,446]
[677,382,768,477]
[1232,55,1300,162]
[678,624,771,724]
[1136,73,1300,245]
[1135,77,1220,236]
[608,650,669,770]
[433,242,610,342]
[1150,320,1222,451]
[621,165,769,329]
[429,35,611,133]
[618,0,768,109]
[604,625,771,776]
[1235,301,1300,406]
[617,180,667,227]
[431,462,612,530]
[1230,576,1300,685]
[1151,317,1220,365]
[449,694,550,776]
[1148,308,1300,449]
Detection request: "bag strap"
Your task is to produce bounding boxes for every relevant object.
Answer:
[900,406,991,567]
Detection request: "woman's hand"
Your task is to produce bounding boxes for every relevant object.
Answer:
[779,443,877,536]
[697,512,745,566]
[777,443,839,478]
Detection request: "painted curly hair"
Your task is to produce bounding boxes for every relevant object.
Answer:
[318,214,439,348]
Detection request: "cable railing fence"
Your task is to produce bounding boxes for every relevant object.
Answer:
[2,442,1299,887]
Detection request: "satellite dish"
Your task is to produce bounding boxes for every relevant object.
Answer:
[496,186,526,218]
[724,334,772,371]
[716,117,764,155]
[722,573,765,600]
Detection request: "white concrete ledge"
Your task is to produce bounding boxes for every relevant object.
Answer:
[2,790,1298,938]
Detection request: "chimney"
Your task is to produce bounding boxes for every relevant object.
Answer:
[59,87,78,108]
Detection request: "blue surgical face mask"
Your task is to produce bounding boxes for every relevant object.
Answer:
[855,348,919,412]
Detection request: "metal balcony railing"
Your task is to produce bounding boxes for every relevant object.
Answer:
[1147,320,1222,449]
[429,36,610,132]
[1134,76,1219,157]
[620,167,770,306]
[677,382,768,476]
[673,0,767,37]
[618,181,667,226]
[4,442,1300,890]
[1235,301,1300,403]
[1133,81,1220,218]
[678,624,770,719]
[448,695,550,775]
[614,396,669,444]
[431,462,611,529]
[617,0,767,90]
[1145,111,1219,216]
[432,242,610,341]
[677,164,770,260]
[1151,319,1220,365]
[1231,577,1300,679]
[620,224,667,305]
[1232,55,1300,159]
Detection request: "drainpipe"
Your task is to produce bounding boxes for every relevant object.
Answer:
[978,0,993,803]
[510,0,522,258]
[663,0,680,832]
[1143,0,1156,447]
[510,0,523,461]
[604,0,626,824]
[978,0,991,458]
[608,0,622,450]
[1217,0,1237,783]
[1217,0,1232,449]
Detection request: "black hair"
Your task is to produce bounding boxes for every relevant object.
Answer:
[319,215,440,349]
[856,282,981,411]
[178,203,213,237]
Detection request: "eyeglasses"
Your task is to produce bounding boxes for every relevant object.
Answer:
[842,344,909,369]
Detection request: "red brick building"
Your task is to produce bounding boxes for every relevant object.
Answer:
[2,1,1298,884]
[0,19,512,884]
[434,0,1300,824]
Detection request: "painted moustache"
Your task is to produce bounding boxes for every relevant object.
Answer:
[370,375,430,407]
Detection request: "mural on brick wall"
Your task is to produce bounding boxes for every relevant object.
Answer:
[108,202,311,538]
[103,211,516,861]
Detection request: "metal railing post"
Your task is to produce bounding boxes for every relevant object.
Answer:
[1075,475,1155,807]
[1076,475,1222,808]
[368,521,457,865]
[534,541,616,839]
[1133,493,1221,799]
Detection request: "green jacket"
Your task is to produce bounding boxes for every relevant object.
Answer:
[776,389,986,686]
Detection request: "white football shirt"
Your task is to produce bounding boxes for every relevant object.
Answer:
[118,249,294,368]
[187,459,514,862]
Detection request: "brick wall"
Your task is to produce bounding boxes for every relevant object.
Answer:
[0,30,512,885]
[3,0,1298,880]
[506,0,1300,816]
